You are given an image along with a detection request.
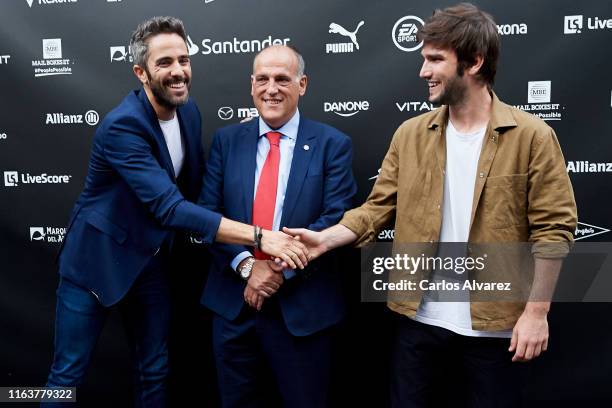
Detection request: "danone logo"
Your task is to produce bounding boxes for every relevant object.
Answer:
[324,100,370,117]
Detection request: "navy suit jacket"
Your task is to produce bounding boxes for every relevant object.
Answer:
[199,117,357,336]
[58,89,221,306]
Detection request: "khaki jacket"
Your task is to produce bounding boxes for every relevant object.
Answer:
[341,92,577,330]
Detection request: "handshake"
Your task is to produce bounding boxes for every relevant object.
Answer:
[242,227,332,311]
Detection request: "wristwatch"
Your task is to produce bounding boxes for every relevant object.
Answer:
[239,256,256,280]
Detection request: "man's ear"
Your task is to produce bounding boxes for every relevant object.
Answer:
[298,75,308,96]
[467,55,484,77]
[133,64,148,85]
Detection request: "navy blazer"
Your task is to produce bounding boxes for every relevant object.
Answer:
[58,89,221,306]
[199,117,357,336]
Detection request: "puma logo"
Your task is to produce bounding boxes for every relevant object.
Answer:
[329,21,365,50]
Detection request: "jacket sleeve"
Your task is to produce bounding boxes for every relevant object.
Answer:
[198,130,251,268]
[340,125,401,246]
[102,115,221,244]
[307,134,357,231]
[527,127,577,258]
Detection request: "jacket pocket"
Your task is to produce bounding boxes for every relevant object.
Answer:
[481,174,528,229]
[85,210,128,244]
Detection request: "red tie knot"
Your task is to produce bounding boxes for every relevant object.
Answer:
[266,131,282,147]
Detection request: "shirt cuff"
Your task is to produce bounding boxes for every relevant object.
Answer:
[231,251,253,272]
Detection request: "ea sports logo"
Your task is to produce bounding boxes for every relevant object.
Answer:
[392,16,425,52]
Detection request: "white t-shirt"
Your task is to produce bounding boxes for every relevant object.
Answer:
[158,115,184,177]
[415,120,512,338]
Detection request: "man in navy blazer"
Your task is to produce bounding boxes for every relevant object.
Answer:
[200,45,357,408]
[45,18,308,407]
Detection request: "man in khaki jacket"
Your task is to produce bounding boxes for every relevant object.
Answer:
[285,3,577,407]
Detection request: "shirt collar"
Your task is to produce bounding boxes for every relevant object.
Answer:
[258,109,300,141]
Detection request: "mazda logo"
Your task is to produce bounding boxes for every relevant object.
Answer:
[218,106,234,120]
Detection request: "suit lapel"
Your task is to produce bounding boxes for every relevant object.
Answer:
[280,119,316,227]
[138,90,176,180]
[242,121,259,223]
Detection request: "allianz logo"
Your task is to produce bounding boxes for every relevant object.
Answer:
[324,100,370,117]
[45,110,99,126]
[497,23,527,35]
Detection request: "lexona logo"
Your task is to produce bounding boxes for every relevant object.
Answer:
[514,81,564,121]
[564,15,612,34]
[392,15,424,52]
[3,171,72,187]
[377,229,395,241]
[574,222,610,241]
[199,36,290,55]
[497,23,527,35]
[26,0,77,7]
[32,38,73,77]
[45,110,99,126]
[567,161,612,173]
[396,101,435,113]
[217,106,258,121]
[324,100,370,117]
[110,46,132,62]
[29,226,66,243]
[326,20,365,54]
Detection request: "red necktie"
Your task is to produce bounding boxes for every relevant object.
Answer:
[252,131,282,259]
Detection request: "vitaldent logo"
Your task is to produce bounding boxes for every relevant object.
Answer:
[45,110,99,126]
[497,23,527,35]
[326,20,365,53]
[3,171,72,187]
[0,55,10,65]
[396,101,435,113]
[392,15,424,52]
[567,161,612,173]
[26,0,77,7]
[514,81,564,121]
[564,15,612,34]
[324,100,370,117]
[575,222,610,240]
[30,226,66,243]
[32,38,73,77]
[110,46,132,62]
[217,106,258,121]
[199,36,290,55]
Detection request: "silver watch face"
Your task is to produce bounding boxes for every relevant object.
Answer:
[240,267,250,279]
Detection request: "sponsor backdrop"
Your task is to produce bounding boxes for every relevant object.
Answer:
[1,0,611,406]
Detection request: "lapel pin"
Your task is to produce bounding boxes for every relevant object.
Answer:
[303,144,310,151]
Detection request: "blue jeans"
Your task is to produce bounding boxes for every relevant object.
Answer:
[44,255,170,408]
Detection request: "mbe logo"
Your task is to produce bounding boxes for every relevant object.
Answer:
[514,81,564,122]
[32,38,74,77]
